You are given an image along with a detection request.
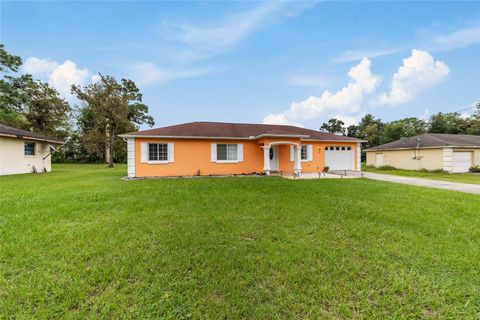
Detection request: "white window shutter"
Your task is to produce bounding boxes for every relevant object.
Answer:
[290,146,294,162]
[141,142,148,163]
[168,143,174,162]
[237,143,243,161]
[211,143,217,162]
[307,144,313,161]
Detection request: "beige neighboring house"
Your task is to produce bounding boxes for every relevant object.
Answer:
[0,124,64,175]
[366,133,480,173]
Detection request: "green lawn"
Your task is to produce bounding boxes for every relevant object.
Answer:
[1,164,479,318]
[363,164,480,185]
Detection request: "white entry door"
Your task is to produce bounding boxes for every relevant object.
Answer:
[325,146,354,170]
[269,146,279,171]
[452,152,472,173]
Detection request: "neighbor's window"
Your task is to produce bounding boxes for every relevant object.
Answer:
[217,144,237,161]
[301,145,308,160]
[148,143,168,161]
[24,142,35,156]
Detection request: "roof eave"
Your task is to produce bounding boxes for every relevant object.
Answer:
[118,134,252,140]
[365,145,480,151]
[254,133,309,139]
[118,133,366,143]
[0,133,64,144]
[302,138,367,143]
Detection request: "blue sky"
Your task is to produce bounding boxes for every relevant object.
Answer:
[1,1,479,129]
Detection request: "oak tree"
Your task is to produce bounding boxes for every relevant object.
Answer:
[72,74,154,167]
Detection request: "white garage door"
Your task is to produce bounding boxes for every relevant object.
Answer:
[325,146,354,171]
[452,152,472,173]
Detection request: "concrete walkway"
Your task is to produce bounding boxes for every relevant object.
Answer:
[363,172,480,195]
[281,172,358,180]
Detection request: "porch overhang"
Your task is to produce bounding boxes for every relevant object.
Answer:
[261,140,302,176]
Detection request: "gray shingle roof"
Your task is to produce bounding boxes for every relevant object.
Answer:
[0,124,64,144]
[366,133,480,151]
[120,121,364,142]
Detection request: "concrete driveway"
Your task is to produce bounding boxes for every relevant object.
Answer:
[363,172,480,195]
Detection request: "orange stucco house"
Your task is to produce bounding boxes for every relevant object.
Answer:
[119,121,364,178]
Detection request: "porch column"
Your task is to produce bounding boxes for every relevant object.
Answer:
[263,146,271,175]
[294,145,302,175]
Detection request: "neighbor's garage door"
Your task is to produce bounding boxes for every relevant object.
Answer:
[325,146,354,170]
[452,152,472,173]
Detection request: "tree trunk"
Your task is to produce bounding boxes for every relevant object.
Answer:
[105,122,111,165]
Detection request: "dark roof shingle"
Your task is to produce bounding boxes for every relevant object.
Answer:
[0,124,64,144]
[366,133,480,151]
[120,121,364,142]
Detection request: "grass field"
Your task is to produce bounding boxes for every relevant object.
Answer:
[1,164,479,318]
[363,164,480,185]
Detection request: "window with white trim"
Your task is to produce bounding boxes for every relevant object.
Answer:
[301,145,308,161]
[148,143,168,161]
[217,144,238,161]
[24,142,35,156]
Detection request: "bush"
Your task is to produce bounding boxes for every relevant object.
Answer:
[323,166,329,173]
[469,165,480,173]
[430,169,447,173]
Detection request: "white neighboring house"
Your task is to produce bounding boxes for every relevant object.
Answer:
[0,124,64,176]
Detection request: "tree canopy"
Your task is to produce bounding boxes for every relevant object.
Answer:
[320,118,345,135]
[0,44,71,139]
[72,74,154,167]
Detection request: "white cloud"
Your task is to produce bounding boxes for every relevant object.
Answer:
[128,62,218,86]
[376,49,449,106]
[333,25,480,66]
[263,58,380,125]
[23,56,214,94]
[22,57,58,77]
[174,2,283,51]
[262,113,303,127]
[48,60,90,96]
[333,114,359,127]
[262,113,290,125]
[159,1,316,62]
[22,57,93,98]
[433,25,480,50]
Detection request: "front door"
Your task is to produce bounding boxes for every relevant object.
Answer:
[269,145,279,171]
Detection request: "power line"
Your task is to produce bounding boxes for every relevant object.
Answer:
[452,102,479,114]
